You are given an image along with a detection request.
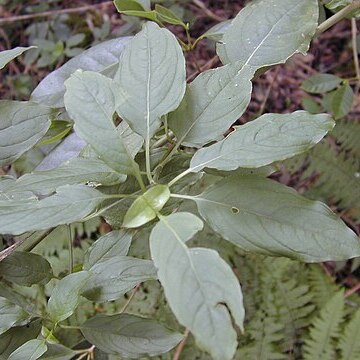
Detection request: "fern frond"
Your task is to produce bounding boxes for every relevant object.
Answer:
[286,140,360,219]
[237,311,287,360]
[261,258,315,352]
[303,291,345,360]
[338,308,360,360]
[332,119,360,158]
[306,265,339,308]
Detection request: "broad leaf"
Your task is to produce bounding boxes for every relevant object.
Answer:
[190,111,334,172]
[39,344,77,360]
[150,213,245,360]
[83,230,132,270]
[47,271,90,323]
[81,313,183,358]
[8,339,47,360]
[217,0,319,67]
[169,64,254,147]
[331,83,354,120]
[0,320,42,360]
[64,71,139,175]
[31,37,131,107]
[195,175,360,262]
[0,252,53,286]
[36,133,86,171]
[0,297,30,335]
[123,185,170,228]
[201,20,232,42]
[115,22,186,140]
[5,157,126,196]
[0,47,36,70]
[301,74,342,93]
[82,256,157,302]
[0,185,107,235]
[0,101,51,166]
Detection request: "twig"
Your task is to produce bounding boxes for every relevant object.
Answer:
[0,1,114,25]
[345,282,360,298]
[120,283,141,313]
[351,18,360,93]
[173,329,190,360]
[191,0,225,22]
[187,55,219,82]
[316,1,360,35]
[257,67,280,116]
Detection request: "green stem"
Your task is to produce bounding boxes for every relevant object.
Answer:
[170,193,198,201]
[316,1,360,35]
[134,171,146,192]
[168,168,193,187]
[145,140,155,185]
[68,226,73,274]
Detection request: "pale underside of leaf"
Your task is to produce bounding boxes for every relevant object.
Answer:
[0,185,107,235]
[64,71,138,175]
[217,0,319,67]
[150,213,245,360]
[0,101,51,167]
[190,111,334,172]
[168,63,254,147]
[115,22,186,141]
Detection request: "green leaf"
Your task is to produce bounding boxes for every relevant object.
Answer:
[8,339,47,360]
[115,22,186,140]
[31,37,131,108]
[5,157,126,196]
[38,121,72,146]
[303,291,344,360]
[0,252,53,286]
[190,111,334,172]
[0,320,42,360]
[64,71,139,175]
[0,297,30,335]
[155,5,186,26]
[47,271,90,323]
[81,313,183,358]
[331,83,354,119]
[0,185,107,235]
[301,74,342,93]
[168,64,254,147]
[123,185,170,228]
[201,20,232,42]
[0,101,51,166]
[195,175,360,262]
[217,0,319,67]
[39,344,76,360]
[301,97,323,114]
[114,0,157,21]
[82,256,157,302]
[150,213,244,360]
[0,47,36,70]
[83,230,132,270]
[338,308,360,360]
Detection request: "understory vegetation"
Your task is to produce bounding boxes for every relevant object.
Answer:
[0,0,360,359]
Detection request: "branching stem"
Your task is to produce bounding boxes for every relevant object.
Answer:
[316,1,360,35]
